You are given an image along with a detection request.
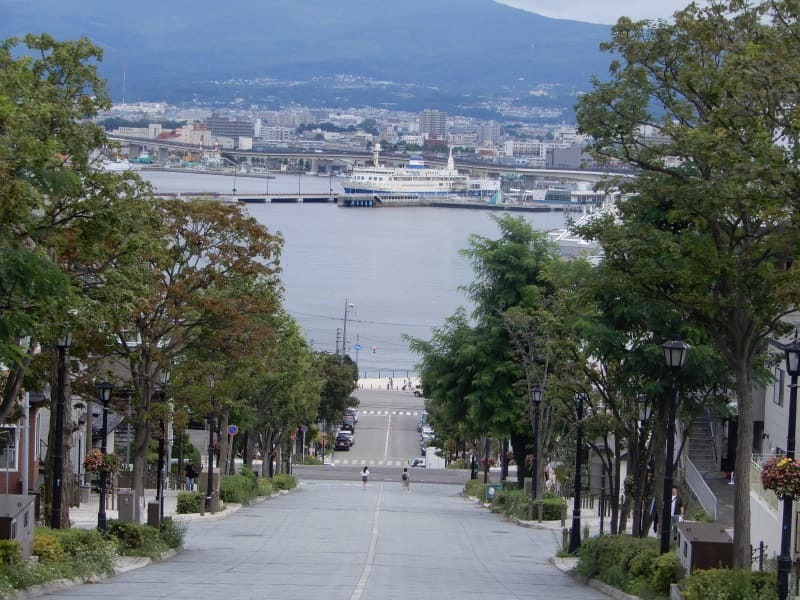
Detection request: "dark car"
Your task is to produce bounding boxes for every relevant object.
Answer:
[340,416,355,431]
[334,433,351,450]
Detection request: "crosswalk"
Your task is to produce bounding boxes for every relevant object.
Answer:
[329,458,409,466]
[356,410,421,416]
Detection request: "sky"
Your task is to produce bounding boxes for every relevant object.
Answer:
[496,0,697,24]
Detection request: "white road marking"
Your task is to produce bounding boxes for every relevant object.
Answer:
[350,483,383,600]
[384,413,392,459]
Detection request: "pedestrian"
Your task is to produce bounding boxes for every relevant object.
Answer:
[401,467,410,492]
[362,466,369,489]
[185,460,198,491]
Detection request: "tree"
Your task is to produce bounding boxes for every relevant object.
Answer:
[575,1,800,565]
[86,199,283,497]
[411,214,561,485]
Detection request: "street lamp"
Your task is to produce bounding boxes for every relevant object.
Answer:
[777,336,800,600]
[51,333,72,529]
[157,369,170,520]
[341,300,355,362]
[531,384,543,522]
[205,374,216,512]
[660,334,690,554]
[96,382,114,531]
[568,392,586,554]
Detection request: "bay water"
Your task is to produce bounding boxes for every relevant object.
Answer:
[141,170,568,377]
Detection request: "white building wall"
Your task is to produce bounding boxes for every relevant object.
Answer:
[750,491,782,564]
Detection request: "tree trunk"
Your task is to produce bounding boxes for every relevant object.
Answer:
[732,362,753,568]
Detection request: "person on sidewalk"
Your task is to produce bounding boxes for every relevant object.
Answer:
[401,467,410,492]
[361,466,369,489]
[185,460,199,491]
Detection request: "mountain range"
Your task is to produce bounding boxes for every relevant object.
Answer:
[3,0,612,112]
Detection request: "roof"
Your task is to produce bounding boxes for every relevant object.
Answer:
[677,522,732,544]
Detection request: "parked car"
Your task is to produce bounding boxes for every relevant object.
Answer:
[341,415,355,431]
[344,407,358,423]
[334,432,352,450]
[337,430,354,447]
[409,457,426,468]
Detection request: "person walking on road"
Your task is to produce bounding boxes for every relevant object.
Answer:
[401,467,410,492]
[362,466,369,489]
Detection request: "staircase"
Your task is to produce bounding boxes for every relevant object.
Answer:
[686,415,735,527]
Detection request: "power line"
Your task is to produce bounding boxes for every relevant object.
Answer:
[287,309,439,329]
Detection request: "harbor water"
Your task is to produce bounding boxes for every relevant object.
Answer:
[141,170,569,376]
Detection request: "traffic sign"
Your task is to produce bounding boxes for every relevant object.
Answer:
[300,425,308,432]
[228,425,239,436]
[353,344,362,351]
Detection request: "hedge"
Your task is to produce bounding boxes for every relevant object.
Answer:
[577,534,682,597]
[682,568,776,600]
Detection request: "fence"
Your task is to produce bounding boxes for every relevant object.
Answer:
[685,456,718,521]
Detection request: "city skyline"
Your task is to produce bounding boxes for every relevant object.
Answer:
[497,0,702,24]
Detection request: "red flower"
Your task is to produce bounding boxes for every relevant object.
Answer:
[761,456,800,499]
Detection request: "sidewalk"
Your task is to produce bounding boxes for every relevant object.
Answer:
[69,488,242,529]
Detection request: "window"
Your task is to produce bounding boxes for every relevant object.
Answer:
[774,367,786,406]
[0,427,17,470]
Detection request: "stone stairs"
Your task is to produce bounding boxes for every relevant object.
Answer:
[687,415,735,528]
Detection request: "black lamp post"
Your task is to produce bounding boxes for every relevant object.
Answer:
[205,374,216,512]
[660,334,690,554]
[157,370,170,519]
[531,384,543,522]
[51,333,72,529]
[778,337,800,600]
[96,381,114,531]
[568,392,585,554]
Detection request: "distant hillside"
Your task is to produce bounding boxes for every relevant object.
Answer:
[2,0,612,108]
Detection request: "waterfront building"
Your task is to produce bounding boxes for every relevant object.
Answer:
[419,109,447,139]
[206,116,255,148]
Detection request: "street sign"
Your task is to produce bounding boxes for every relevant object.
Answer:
[300,425,308,432]
[228,425,239,436]
[353,344,362,351]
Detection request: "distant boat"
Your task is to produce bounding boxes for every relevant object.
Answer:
[100,159,137,172]
[344,147,498,198]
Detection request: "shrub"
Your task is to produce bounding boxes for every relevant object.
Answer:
[464,479,486,498]
[106,521,147,550]
[177,491,202,514]
[32,533,63,563]
[577,534,680,597]
[36,527,116,578]
[271,473,297,491]
[220,474,258,504]
[650,552,683,595]
[683,568,777,600]
[490,490,565,521]
[159,517,187,549]
[0,540,21,566]
[257,477,276,496]
[106,521,162,559]
[448,459,469,469]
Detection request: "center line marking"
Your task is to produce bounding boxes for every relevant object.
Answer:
[383,413,391,459]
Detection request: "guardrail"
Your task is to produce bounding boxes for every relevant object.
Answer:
[685,456,718,521]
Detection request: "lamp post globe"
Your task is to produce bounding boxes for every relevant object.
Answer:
[660,335,690,554]
[777,337,800,600]
[96,382,114,531]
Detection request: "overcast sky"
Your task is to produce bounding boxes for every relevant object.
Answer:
[496,0,697,24]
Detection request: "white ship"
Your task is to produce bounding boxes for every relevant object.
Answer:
[344,148,498,198]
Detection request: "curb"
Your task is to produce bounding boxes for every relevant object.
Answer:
[549,557,640,600]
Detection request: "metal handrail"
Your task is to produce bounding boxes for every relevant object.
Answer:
[685,456,718,521]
